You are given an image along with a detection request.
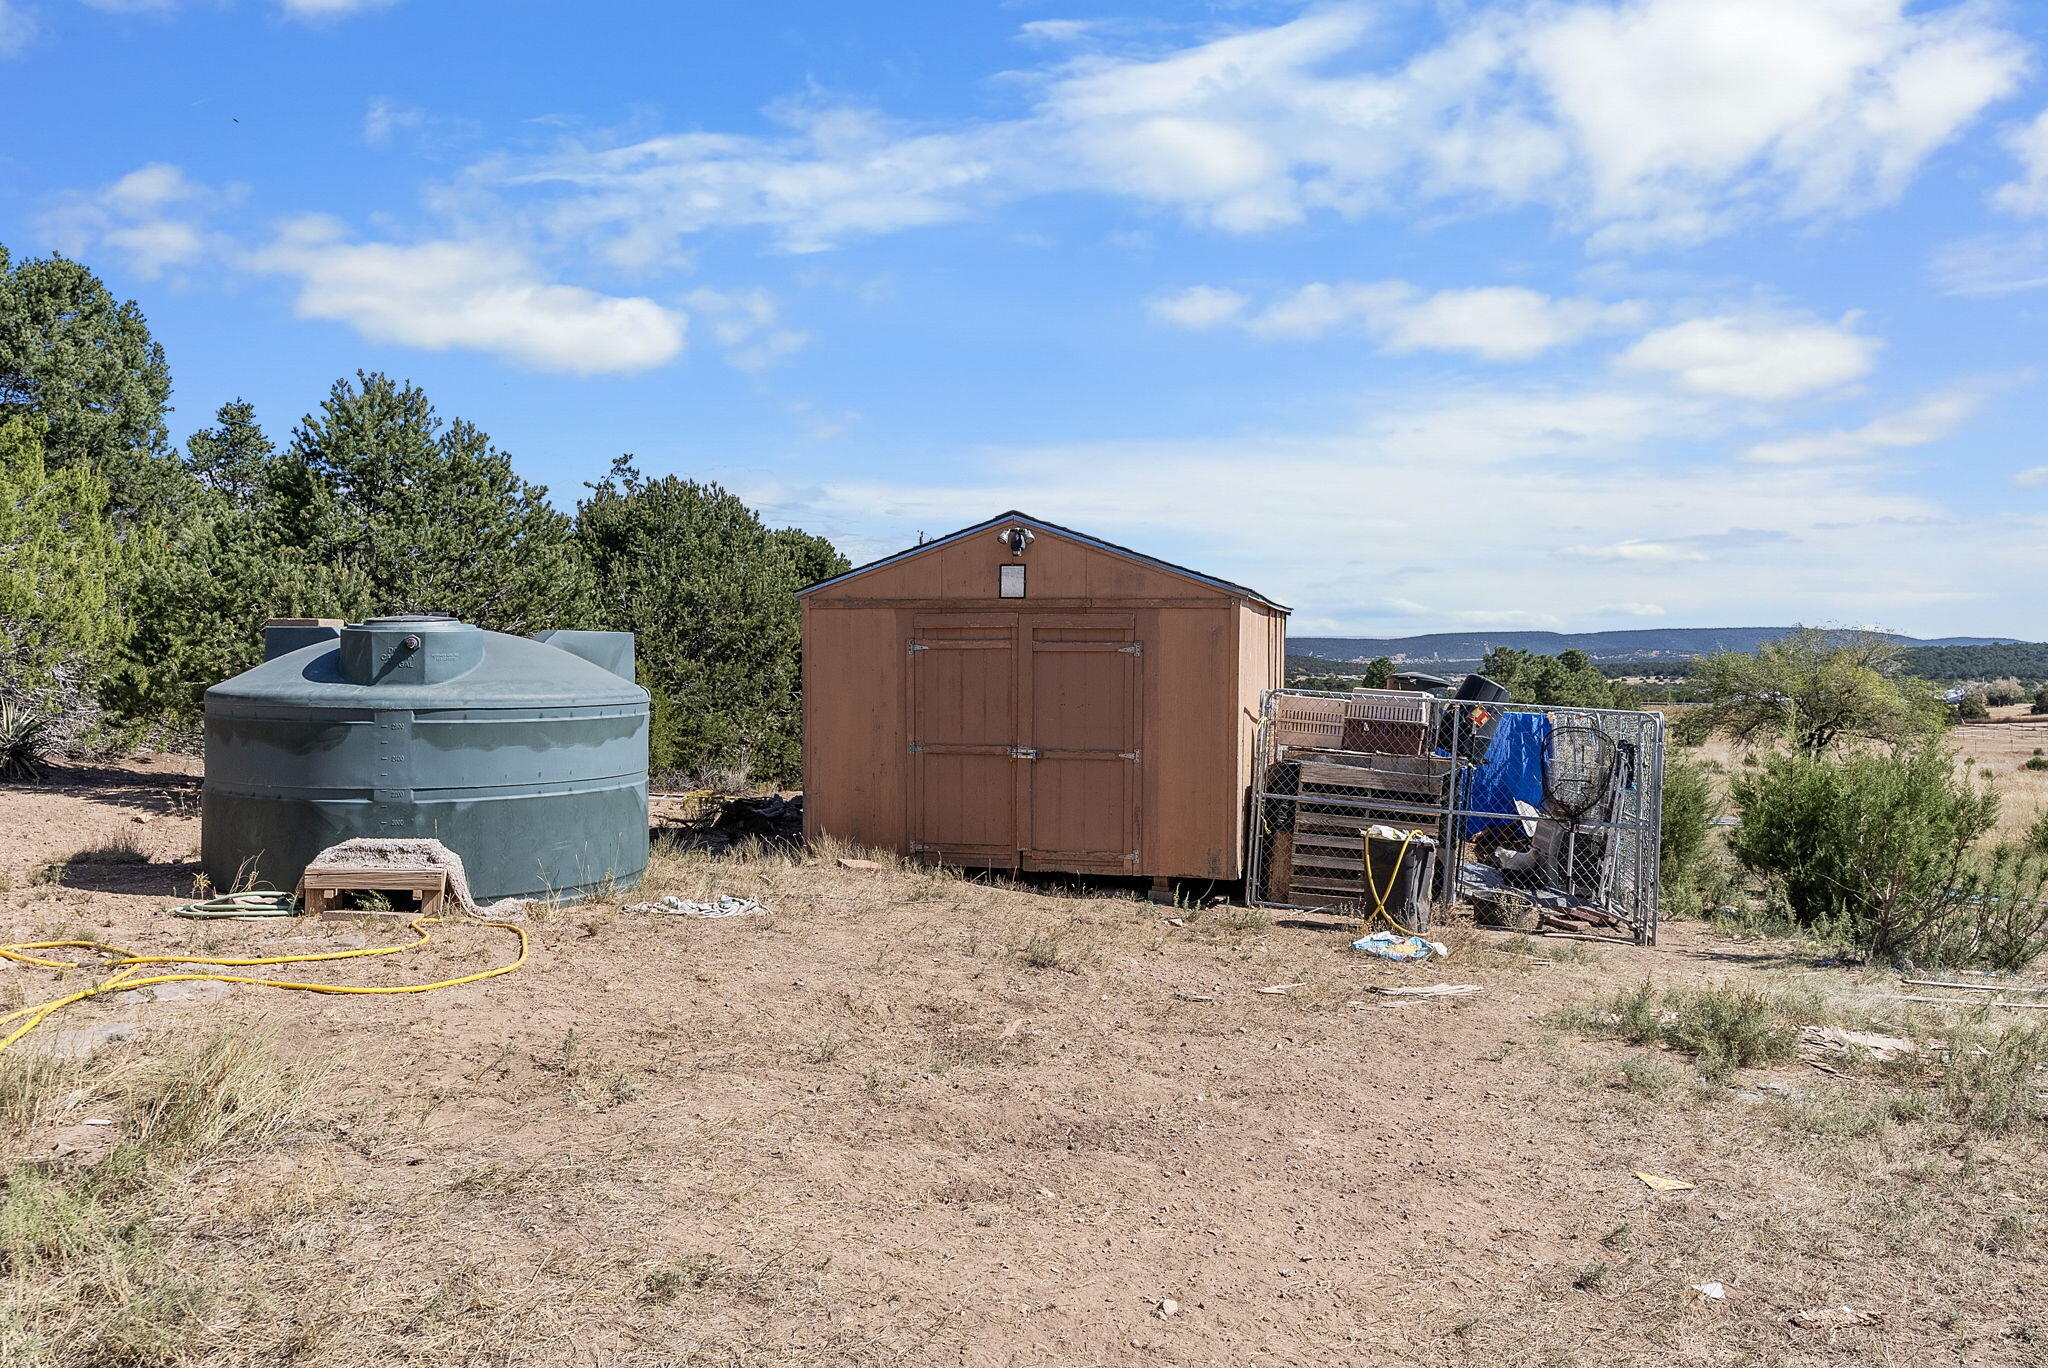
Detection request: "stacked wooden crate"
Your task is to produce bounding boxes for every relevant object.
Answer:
[1260,691,1452,914]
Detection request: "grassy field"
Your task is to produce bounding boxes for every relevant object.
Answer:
[1,760,2045,1366]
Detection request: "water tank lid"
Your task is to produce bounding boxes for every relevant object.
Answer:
[208,619,649,709]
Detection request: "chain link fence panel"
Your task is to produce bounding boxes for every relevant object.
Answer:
[1247,688,1664,943]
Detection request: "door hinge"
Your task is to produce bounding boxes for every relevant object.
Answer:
[907,640,928,653]
[1119,749,1141,762]
[1009,747,1040,760]
[1126,851,1141,865]
[1119,642,1142,655]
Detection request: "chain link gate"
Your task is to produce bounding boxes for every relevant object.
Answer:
[1247,688,1665,943]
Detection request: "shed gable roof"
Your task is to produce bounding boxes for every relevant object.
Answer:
[796,511,1289,611]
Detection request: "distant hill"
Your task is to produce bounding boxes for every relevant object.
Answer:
[1289,627,2024,665]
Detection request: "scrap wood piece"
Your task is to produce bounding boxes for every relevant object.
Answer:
[1370,983,1482,997]
[1789,1307,1880,1329]
[1256,982,1307,995]
[1882,994,2048,1011]
[1799,1025,1916,1062]
[1899,977,2048,994]
[1633,1171,1694,1192]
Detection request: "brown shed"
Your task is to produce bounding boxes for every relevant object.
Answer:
[799,512,1288,882]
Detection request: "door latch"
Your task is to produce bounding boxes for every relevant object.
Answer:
[1009,747,1040,760]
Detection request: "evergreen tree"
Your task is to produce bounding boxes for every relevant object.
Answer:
[272,372,593,630]
[108,400,364,722]
[0,246,181,521]
[0,417,133,742]
[1362,656,1395,689]
[577,458,848,785]
[185,399,274,506]
[1478,646,1637,708]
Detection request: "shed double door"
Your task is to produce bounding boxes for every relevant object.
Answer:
[906,612,1140,873]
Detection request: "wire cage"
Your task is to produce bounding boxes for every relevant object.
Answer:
[1247,688,1666,943]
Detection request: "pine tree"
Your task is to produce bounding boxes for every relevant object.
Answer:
[272,372,593,630]
[577,458,848,785]
[0,417,132,742]
[108,400,364,722]
[0,246,181,522]
[185,399,273,506]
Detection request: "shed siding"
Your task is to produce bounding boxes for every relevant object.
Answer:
[802,607,906,852]
[809,528,1223,606]
[1138,605,1238,878]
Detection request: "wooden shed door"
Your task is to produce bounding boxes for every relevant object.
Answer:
[907,618,1019,867]
[1021,620,1140,873]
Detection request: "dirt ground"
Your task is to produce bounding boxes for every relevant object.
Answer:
[3,758,2047,1367]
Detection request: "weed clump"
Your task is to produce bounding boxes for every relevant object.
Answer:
[1562,981,1822,1080]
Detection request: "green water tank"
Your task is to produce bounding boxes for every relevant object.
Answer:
[202,615,649,903]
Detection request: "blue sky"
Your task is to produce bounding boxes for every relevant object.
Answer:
[4,0,2046,638]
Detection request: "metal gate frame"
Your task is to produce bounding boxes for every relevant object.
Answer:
[1246,688,1666,943]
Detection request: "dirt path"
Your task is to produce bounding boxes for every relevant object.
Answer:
[1,760,2041,1367]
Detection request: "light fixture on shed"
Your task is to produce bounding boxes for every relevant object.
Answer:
[996,526,1034,556]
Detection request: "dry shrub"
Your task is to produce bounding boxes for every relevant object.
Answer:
[1563,981,1826,1080]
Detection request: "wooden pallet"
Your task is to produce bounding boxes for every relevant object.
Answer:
[296,866,447,918]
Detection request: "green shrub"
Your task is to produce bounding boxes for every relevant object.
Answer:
[1567,982,1815,1080]
[1956,691,1990,721]
[2031,684,2048,716]
[1658,754,1716,911]
[1729,742,2048,967]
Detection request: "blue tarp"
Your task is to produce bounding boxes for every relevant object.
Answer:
[1460,711,1552,837]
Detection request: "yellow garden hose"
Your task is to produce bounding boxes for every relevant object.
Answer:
[1359,829,1417,934]
[0,915,528,1056]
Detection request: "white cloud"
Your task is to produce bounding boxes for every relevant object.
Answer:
[1929,231,2048,296]
[480,0,2025,257]
[1018,20,1102,45]
[0,1,38,56]
[1617,311,1878,400]
[733,377,2038,634]
[249,217,686,375]
[39,162,223,277]
[1146,285,1247,330]
[364,97,424,146]
[1561,538,1707,563]
[274,0,398,16]
[1741,383,1989,463]
[1993,108,2048,217]
[2016,465,2048,488]
[1191,280,1640,360]
[79,0,396,15]
[681,287,809,372]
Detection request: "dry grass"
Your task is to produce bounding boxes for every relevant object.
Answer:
[5,792,2048,1367]
[0,1030,318,1367]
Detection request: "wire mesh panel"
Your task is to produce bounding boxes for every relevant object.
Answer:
[1248,688,1665,943]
